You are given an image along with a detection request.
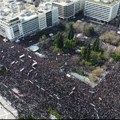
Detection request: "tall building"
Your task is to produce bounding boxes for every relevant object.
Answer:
[0,1,59,41]
[52,0,81,19]
[84,0,120,22]
[25,0,84,19]
[117,1,120,16]
[80,0,85,10]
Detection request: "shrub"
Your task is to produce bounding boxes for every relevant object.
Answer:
[48,108,63,119]
[63,38,76,52]
[115,46,120,54]
[82,59,92,66]
[88,73,97,82]
[52,46,61,53]
[89,67,103,82]
[41,34,47,41]
[111,54,120,61]
[91,51,102,61]
[91,67,103,77]
[99,31,120,46]
[84,26,95,36]
[81,46,87,59]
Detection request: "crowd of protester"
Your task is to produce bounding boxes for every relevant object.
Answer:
[0,38,120,119]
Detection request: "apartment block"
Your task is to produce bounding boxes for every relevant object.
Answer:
[52,0,81,19]
[84,0,120,22]
[0,0,59,41]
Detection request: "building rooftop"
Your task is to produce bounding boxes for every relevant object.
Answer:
[87,0,119,6]
[0,1,56,25]
[53,0,75,6]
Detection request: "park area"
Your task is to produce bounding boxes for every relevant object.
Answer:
[0,18,120,119]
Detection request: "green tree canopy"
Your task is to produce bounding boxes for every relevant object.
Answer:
[92,38,100,51]
[86,44,91,61]
[64,38,76,52]
[84,26,95,36]
[68,24,74,40]
[81,46,87,59]
[111,54,120,61]
[55,32,64,49]
[81,45,91,61]
[91,51,102,62]
[48,107,63,119]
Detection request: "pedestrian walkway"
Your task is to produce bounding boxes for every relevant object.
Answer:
[0,95,18,119]
[70,72,97,88]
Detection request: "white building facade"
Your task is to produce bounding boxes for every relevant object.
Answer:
[25,0,85,19]
[25,0,35,3]
[0,1,59,41]
[52,0,82,19]
[84,0,120,22]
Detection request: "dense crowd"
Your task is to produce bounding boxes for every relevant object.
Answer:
[0,38,120,119]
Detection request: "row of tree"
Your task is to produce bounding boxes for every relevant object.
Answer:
[81,39,100,60]
[54,24,76,52]
[81,39,104,65]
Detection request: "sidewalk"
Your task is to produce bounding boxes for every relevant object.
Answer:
[70,72,97,88]
[0,95,18,119]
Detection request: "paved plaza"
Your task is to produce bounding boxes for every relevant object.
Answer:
[0,95,18,119]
